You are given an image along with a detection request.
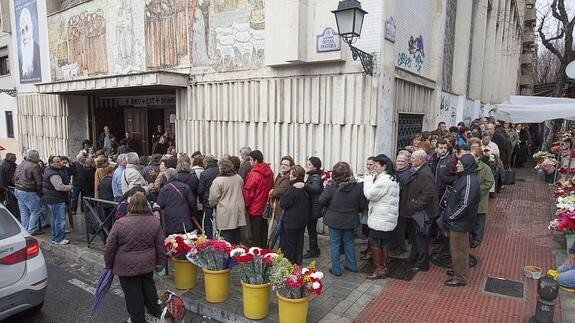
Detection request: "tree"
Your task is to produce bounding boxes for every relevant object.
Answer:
[536,40,562,83]
[537,0,575,96]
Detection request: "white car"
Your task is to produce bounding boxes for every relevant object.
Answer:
[0,203,48,320]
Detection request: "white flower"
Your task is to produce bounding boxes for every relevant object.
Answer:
[172,242,178,248]
[263,252,278,259]
[312,282,321,289]
[248,247,263,255]
[301,268,310,274]
[310,271,324,280]
[230,247,246,257]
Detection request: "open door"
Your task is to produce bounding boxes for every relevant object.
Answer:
[125,109,149,156]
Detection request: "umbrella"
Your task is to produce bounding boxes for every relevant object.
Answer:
[269,213,284,249]
[266,201,277,242]
[90,268,114,316]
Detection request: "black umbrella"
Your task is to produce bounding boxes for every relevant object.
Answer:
[269,214,284,249]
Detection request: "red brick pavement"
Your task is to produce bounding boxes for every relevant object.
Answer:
[355,177,560,322]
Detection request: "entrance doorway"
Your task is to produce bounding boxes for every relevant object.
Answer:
[92,95,176,156]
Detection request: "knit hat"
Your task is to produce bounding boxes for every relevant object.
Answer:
[218,158,235,175]
[308,156,322,170]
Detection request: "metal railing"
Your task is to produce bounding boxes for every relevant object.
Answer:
[82,197,119,250]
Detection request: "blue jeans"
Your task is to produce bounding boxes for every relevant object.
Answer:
[71,185,82,213]
[558,262,575,288]
[49,202,67,243]
[15,189,42,234]
[329,227,358,275]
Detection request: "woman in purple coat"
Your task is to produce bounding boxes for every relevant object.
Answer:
[104,192,165,323]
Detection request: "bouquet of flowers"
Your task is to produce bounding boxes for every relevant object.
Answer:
[321,170,332,187]
[558,166,575,175]
[186,239,234,270]
[535,157,557,174]
[269,254,324,299]
[230,246,278,285]
[165,231,203,259]
[555,179,575,198]
[533,151,554,165]
[549,208,575,234]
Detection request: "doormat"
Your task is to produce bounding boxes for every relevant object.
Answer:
[483,277,525,299]
[359,258,416,281]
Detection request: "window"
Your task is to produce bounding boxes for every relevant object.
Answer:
[5,111,13,138]
[0,47,8,76]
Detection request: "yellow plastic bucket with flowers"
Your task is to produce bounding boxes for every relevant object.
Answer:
[172,258,197,289]
[276,292,309,323]
[203,268,231,303]
[241,281,271,319]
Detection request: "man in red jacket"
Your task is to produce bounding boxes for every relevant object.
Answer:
[242,150,274,247]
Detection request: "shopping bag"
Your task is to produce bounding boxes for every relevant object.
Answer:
[501,169,516,185]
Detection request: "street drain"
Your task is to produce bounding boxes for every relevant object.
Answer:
[483,277,524,299]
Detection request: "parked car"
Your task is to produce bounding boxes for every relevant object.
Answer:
[0,203,47,320]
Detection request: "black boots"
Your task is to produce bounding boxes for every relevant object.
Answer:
[304,239,321,258]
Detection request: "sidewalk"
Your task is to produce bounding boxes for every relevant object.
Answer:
[35,167,572,322]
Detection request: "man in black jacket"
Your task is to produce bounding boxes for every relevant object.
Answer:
[0,153,18,218]
[197,155,219,238]
[444,154,480,287]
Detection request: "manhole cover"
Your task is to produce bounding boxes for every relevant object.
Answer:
[484,277,524,299]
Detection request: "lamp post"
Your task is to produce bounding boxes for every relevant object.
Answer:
[332,0,374,75]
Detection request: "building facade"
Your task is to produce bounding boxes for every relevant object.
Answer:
[0,0,18,158]
[8,0,530,172]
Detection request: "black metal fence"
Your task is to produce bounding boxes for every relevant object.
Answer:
[82,197,118,249]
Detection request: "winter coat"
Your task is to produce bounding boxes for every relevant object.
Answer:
[0,159,17,189]
[476,160,494,214]
[97,175,115,201]
[319,180,365,230]
[280,181,310,229]
[14,159,43,193]
[400,164,439,219]
[157,180,196,234]
[238,160,252,180]
[175,171,199,197]
[198,162,219,208]
[305,170,324,220]
[242,163,274,216]
[143,162,160,183]
[121,164,149,194]
[492,130,513,169]
[445,155,480,232]
[208,174,247,230]
[270,172,291,216]
[431,153,452,197]
[363,173,400,232]
[104,213,165,277]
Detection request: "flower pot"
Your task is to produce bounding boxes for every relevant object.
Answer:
[172,258,197,290]
[544,171,555,184]
[276,292,309,323]
[203,268,231,303]
[566,233,575,252]
[241,281,271,320]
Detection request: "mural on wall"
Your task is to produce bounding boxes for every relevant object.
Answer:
[69,10,108,75]
[15,0,42,83]
[210,0,264,71]
[114,0,144,74]
[395,0,432,77]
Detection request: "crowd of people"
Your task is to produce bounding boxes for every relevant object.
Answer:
[0,116,544,321]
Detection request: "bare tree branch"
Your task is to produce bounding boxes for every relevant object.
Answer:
[538,15,564,61]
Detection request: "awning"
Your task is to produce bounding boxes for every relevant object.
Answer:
[36,71,188,94]
[493,95,575,123]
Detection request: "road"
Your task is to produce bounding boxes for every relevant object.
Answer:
[4,250,217,323]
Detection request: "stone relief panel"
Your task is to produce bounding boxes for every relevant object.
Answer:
[113,0,145,74]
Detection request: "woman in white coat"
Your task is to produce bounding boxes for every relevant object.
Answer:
[363,154,400,279]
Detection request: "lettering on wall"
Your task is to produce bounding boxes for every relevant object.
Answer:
[397,35,425,73]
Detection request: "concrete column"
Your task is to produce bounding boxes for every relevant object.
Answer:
[430,0,447,130]
[374,0,396,156]
[468,0,488,100]
[451,0,473,96]
[481,0,498,102]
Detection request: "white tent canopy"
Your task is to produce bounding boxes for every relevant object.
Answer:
[492,95,575,123]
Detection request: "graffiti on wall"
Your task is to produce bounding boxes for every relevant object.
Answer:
[439,92,457,126]
[397,35,425,73]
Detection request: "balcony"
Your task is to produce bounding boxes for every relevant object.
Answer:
[520,53,534,65]
[522,32,535,44]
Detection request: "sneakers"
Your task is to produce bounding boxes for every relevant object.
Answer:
[52,239,70,245]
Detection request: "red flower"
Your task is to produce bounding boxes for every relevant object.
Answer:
[233,253,253,263]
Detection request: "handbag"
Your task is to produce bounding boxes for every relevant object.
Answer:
[262,201,273,220]
[501,168,516,185]
[169,183,202,230]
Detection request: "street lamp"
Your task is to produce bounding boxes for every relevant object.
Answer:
[332,0,374,75]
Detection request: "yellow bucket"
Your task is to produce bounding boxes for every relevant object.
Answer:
[276,292,309,323]
[241,281,270,320]
[172,258,197,290]
[203,268,231,303]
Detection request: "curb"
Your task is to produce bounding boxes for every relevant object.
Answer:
[37,236,105,272]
